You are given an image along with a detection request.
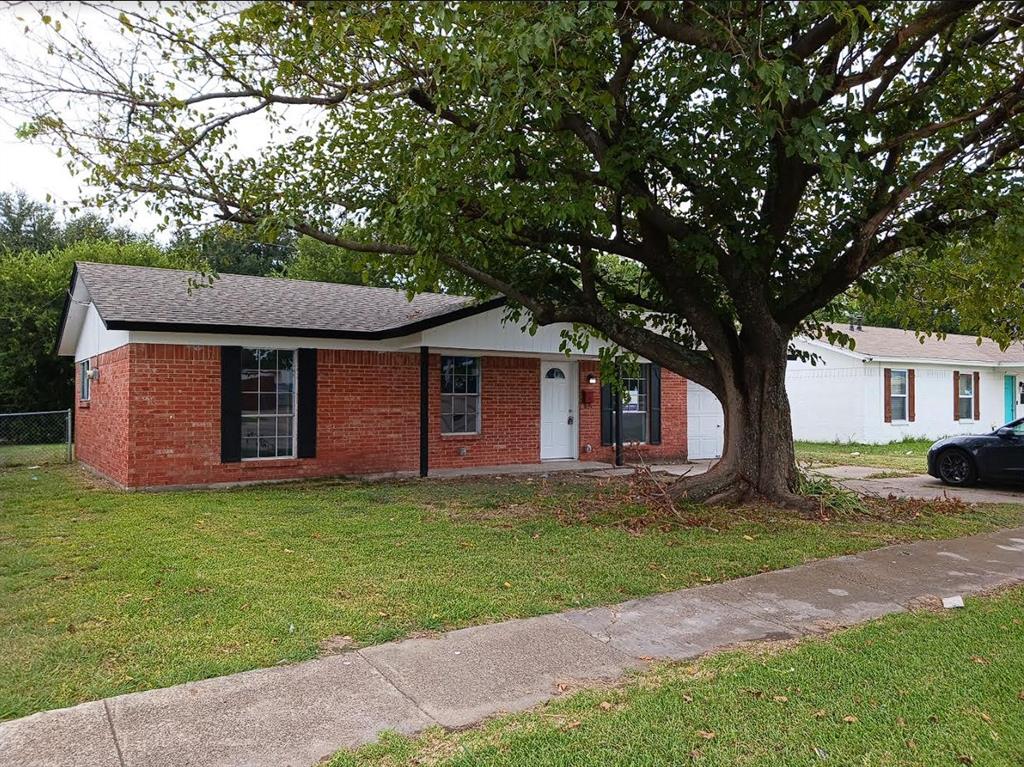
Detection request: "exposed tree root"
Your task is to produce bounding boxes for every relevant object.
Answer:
[668,463,820,517]
[668,463,744,503]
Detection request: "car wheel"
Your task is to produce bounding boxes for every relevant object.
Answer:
[937,448,977,487]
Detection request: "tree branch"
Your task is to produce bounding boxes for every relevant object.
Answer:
[621,1,741,53]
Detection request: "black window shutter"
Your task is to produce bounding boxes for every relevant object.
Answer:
[297,348,317,458]
[220,346,242,463]
[649,364,662,445]
[600,382,613,446]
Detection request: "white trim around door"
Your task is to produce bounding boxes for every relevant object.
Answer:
[540,360,578,460]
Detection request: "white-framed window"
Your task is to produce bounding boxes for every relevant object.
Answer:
[441,356,480,434]
[890,369,908,422]
[240,348,296,459]
[622,368,649,443]
[958,372,975,421]
[80,359,91,401]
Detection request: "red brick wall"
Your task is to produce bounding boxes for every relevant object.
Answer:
[578,361,688,464]
[74,345,687,488]
[74,345,131,485]
[123,345,423,488]
[315,350,421,474]
[430,355,540,468]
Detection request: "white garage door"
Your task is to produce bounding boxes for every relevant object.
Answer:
[688,383,724,460]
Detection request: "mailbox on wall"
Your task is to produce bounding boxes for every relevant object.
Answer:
[581,389,595,406]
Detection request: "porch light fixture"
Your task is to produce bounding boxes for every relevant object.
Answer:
[586,373,598,385]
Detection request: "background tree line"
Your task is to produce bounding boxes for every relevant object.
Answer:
[0,191,399,412]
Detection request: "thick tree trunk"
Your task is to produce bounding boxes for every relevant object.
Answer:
[671,334,808,509]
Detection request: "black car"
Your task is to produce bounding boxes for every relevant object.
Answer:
[928,418,1024,487]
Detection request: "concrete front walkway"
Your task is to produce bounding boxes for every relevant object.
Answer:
[3,529,1023,767]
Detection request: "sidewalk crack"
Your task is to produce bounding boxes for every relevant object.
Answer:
[704,594,809,638]
[102,699,128,767]
[356,650,441,729]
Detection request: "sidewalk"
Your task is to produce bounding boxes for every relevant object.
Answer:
[3,527,1023,767]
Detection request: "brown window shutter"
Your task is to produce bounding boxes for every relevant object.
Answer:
[953,371,960,420]
[908,369,916,422]
[883,368,893,423]
[974,371,981,420]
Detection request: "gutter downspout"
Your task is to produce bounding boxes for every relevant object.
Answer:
[419,346,429,478]
[614,386,624,467]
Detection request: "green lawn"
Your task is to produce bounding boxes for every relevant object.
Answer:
[335,588,1024,767]
[796,438,934,473]
[2,465,1023,721]
[0,442,69,468]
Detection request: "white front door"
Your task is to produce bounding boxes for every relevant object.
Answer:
[687,382,725,460]
[541,362,575,460]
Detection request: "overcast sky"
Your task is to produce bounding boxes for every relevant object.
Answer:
[0,2,165,233]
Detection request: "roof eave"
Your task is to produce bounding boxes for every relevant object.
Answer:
[54,264,98,357]
[103,295,508,341]
[862,354,1020,368]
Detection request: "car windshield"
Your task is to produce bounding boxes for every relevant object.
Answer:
[1000,418,1024,436]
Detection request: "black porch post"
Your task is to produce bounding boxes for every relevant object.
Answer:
[419,346,429,477]
[613,386,624,467]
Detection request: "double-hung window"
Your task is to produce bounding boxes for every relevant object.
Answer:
[621,369,649,443]
[441,356,480,434]
[80,359,91,401]
[958,373,975,421]
[889,369,908,421]
[241,348,296,459]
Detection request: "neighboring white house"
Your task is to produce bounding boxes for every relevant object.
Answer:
[787,324,1024,443]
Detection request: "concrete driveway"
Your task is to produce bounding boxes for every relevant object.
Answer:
[814,465,1024,504]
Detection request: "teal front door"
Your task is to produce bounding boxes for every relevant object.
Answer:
[1005,375,1017,423]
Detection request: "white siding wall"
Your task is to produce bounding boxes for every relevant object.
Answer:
[788,339,1010,443]
[861,363,1006,443]
[786,345,869,442]
[419,308,607,357]
[74,303,129,362]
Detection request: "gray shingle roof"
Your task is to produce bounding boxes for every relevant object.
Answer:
[75,262,497,337]
[824,324,1024,364]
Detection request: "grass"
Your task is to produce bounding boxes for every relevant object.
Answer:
[796,438,933,473]
[2,466,1023,721]
[0,442,69,468]
[332,587,1024,767]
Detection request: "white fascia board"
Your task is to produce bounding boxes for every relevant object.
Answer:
[124,330,610,361]
[127,329,421,352]
[860,355,1003,368]
[57,277,92,357]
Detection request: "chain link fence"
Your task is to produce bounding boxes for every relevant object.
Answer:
[0,410,72,468]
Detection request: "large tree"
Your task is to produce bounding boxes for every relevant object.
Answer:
[6,1,1024,504]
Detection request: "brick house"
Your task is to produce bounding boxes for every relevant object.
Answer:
[57,263,724,489]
